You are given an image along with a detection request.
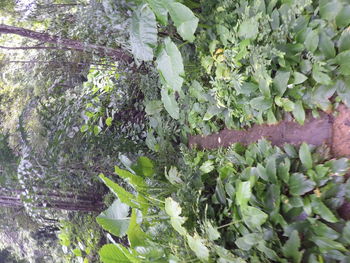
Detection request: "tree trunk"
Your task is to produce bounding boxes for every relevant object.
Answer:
[0,24,133,64]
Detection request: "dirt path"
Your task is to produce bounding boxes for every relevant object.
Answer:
[189,104,350,158]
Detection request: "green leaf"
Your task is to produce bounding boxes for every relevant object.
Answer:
[135,156,155,177]
[236,181,251,207]
[342,222,350,244]
[339,30,350,52]
[99,174,138,208]
[216,178,226,204]
[145,100,163,115]
[129,4,157,61]
[325,158,349,175]
[187,234,209,261]
[304,30,319,52]
[127,209,147,248]
[165,166,183,185]
[161,88,179,119]
[289,173,316,196]
[235,233,261,251]
[312,65,332,85]
[274,71,290,96]
[312,221,340,240]
[146,0,168,25]
[275,97,295,112]
[200,160,215,174]
[282,231,302,263]
[157,37,184,92]
[93,125,101,136]
[238,18,259,40]
[105,117,113,127]
[293,72,308,85]
[310,195,338,223]
[165,197,187,236]
[164,1,199,42]
[336,50,350,75]
[336,6,350,27]
[319,33,335,59]
[299,143,313,169]
[242,206,268,230]
[336,79,350,106]
[114,166,146,190]
[292,101,305,125]
[205,221,220,241]
[96,200,130,237]
[310,236,347,252]
[250,96,272,111]
[319,0,342,21]
[99,244,131,263]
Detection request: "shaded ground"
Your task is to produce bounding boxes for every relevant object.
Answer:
[190,105,350,158]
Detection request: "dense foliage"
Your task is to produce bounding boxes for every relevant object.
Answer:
[1,0,350,262]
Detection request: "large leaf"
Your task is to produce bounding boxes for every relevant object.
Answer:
[96,200,130,237]
[157,37,184,92]
[319,33,335,59]
[282,230,302,263]
[310,195,338,223]
[146,0,168,25]
[304,30,319,52]
[114,165,146,190]
[161,88,179,119]
[310,236,347,252]
[292,101,305,125]
[242,206,268,230]
[235,233,261,251]
[289,173,316,196]
[299,143,313,169]
[127,209,148,248]
[163,1,198,42]
[236,181,251,207]
[99,244,131,263]
[99,174,138,208]
[129,4,157,61]
[273,71,290,96]
[165,197,187,235]
[336,50,350,76]
[187,234,210,261]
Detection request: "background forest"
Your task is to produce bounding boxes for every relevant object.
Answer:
[1,0,350,262]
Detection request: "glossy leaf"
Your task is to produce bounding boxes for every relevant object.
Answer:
[289,173,316,196]
[99,244,131,263]
[242,206,268,230]
[311,195,338,223]
[274,71,290,96]
[127,209,148,248]
[161,88,179,119]
[292,101,305,125]
[299,143,313,169]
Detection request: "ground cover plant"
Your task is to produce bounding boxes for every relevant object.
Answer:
[1,0,350,262]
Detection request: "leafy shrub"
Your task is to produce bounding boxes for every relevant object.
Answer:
[95,141,350,262]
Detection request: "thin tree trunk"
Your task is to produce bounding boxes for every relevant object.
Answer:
[0,24,133,64]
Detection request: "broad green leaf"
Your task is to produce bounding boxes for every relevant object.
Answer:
[135,156,155,177]
[310,236,347,252]
[200,160,215,174]
[205,221,220,241]
[266,157,277,183]
[157,37,184,92]
[299,143,313,169]
[312,65,332,85]
[130,4,157,61]
[275,97,295,112]
[114,166,146,189]
[161,88,179,119]
[235,233,261,251]
[312,221,340,240]
[99,174,138,208]
[203,105,223,121]
[319,33,335,59]
[146,0,168,25]
[336,79,350,106]
[319,0,342,21]
[96,200,130,237]
[216,177,226,204]
[165,197,187,235]
[99,244,131,263]
[282,230,302,263]
[106,117,113,127]
[304,30,319,52]
[187,234,209,261]
[250,96,272,111]
[274,71,290,96]
[289,173,316,196]
[343,222,350,244]
[238,18,259,40]
[336,6,350,27]
[127,209,148,248]
[242,206,268,230]
[292,101,305,125]
[310,195,338,223]
[165,166,183,185]
[164,1,199,42]
[336,50,350,76]
[257,241,280,261]
[145,100,163,115]
[236,181,251,207]
[293,72,308,85]
[338,30,350,52]
[325,158,349,175]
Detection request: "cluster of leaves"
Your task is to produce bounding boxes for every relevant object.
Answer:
[181,0,350,134]
[58,213,105,263]
[94,140,350,262]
